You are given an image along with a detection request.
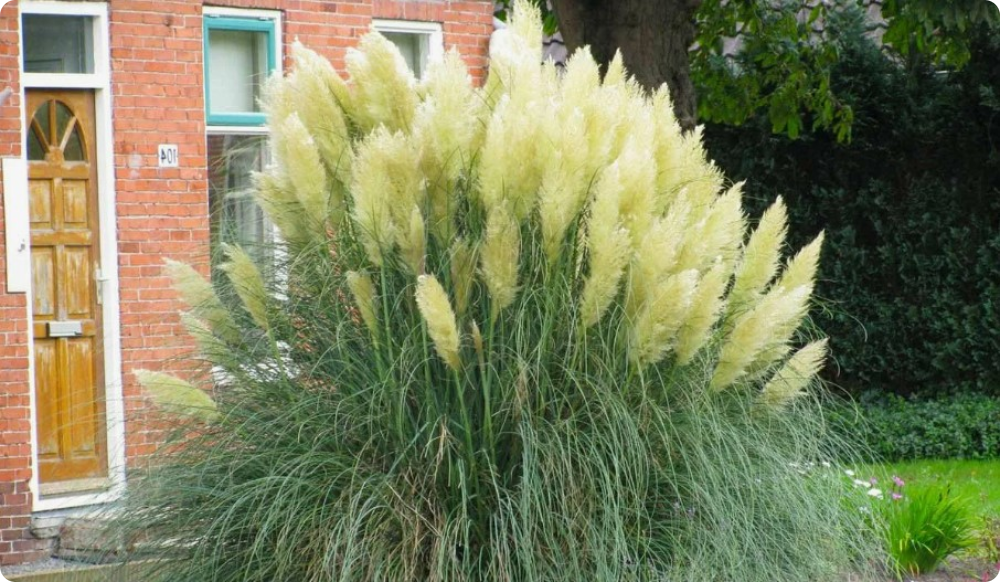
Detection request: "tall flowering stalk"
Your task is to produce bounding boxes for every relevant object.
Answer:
[126,3,880,581]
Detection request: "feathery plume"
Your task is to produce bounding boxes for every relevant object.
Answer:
[287,42,353,192]
[579,168,631,328]
[219,244,270,331]
[675,263,730,365]
[164,259,240,343]
[711,285,811,391]
[414,50,481,240]
[626,200,690,319]
[135,370,218,421]
[728,196,789,315]
[480,206,521,314]
[345,32,417,133]
[450,239,478,317]
[759,339,828,409]
[275,113,331,228]
[179,312,227,360]
[400,205,426,275]
[629,269,699,365]
[346,271,378,340]
[253,169,323,246]
[415,275,461,370]
[675,182,746,274]
[774,231,825,294]
[351,128,422,265]
[538,107,590,263]
[478,97,543,220]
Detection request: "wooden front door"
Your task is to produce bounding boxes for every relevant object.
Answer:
[26,90,108,491]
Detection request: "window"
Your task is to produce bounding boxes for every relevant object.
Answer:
[22,14,95,74]
[204,16,276,125]
[203,9,281,265]
[373,20,444,79]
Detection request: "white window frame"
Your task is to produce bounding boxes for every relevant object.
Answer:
[19,0,125,513]
[372,19,445,77]
[20,1,109,89]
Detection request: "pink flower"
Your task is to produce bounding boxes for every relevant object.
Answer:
[892,493,903,501]
[892,475,905,488]
[869,477,878,486]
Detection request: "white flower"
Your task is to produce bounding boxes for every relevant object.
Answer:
[853,479,869,488]
[867,488,883,499]
[844,469,855,477]
[821,461,831,468]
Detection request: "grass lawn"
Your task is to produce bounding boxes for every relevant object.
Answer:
[865,459,1000,519]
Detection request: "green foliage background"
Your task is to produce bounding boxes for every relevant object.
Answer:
[830,392,1000,461]
[706,12,1000,397]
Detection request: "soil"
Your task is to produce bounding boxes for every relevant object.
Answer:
[881,557,1000,582]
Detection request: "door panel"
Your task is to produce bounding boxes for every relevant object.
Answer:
[26,89,108,489]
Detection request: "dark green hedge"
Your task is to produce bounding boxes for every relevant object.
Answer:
[828,393,1000,461]
[704,13,1000,396]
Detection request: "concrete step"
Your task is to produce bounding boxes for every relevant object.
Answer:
[52,516,124,563]
[5,561,159,582]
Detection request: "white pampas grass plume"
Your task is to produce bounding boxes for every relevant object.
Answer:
[626,201,690,319]
[415,50,481,240]
[729,196,789,314]
[164,259,239,343]
[675,263,730,365]
[400,205,426,275]
[480,206,521,314]
[415,274,461,370]
[450,239,478,317]
[675,182,746,274]
[509,0,543,56]
[759,339,828,409]
[774,231,825,294]
[219,244,270,331]
[711,285,811,391]
[630,269,699,365]
[614,131,657,244]
[538,107,590,263]
[253,170,318,246]
[351,128,422,265]
[346,32,417,133]
[179,312,227,359]
[135,370,218,421]
[580,172,631,328]
[286,43,353,191]
[346,271,378,340]
[276,113,331,228]
[478,97,542,220]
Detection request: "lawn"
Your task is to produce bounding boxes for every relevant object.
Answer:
[866,459,1000,520]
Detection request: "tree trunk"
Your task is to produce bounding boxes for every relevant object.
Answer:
[548,0,703,131]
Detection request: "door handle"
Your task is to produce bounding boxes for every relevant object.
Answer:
[95,265,110,305]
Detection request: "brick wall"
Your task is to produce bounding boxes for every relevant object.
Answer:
[0,0,494,566]
[110,0,211,466]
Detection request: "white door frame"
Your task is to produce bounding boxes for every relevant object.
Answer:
[19,0,126,512]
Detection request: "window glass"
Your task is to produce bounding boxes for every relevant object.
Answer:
[23,15,95,74]
[208,135,272,262]
[206,24,272,120]
[382,31,429,78]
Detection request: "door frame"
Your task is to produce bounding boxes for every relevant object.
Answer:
[19,0,126,512]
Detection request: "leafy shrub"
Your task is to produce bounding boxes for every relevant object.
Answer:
[879,484,977,578]
[704,10,1000,397]
[829,392,1000,461]
[118,3,879,581]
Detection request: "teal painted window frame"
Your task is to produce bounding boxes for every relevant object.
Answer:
[203,15,277,126]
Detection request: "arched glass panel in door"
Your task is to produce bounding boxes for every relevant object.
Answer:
[27,99,88,162]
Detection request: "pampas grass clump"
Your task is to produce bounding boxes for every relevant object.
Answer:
[124,3,881,580]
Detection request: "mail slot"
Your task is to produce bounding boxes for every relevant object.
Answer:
[48,321,83,337]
